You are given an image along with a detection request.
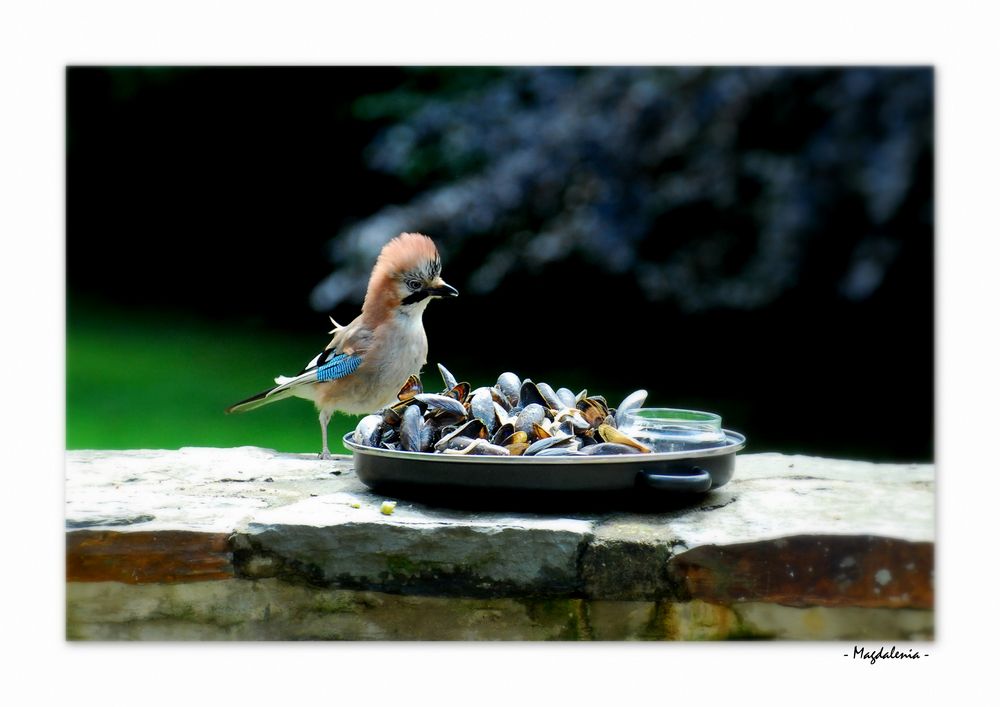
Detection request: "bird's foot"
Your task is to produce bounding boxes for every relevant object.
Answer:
[319,449,334,461]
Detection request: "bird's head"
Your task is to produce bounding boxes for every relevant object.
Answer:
[362,232,458,320]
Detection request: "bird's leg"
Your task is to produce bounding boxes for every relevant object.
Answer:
[319,409,333,460]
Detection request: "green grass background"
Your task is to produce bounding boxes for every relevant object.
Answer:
[67,304,359,453]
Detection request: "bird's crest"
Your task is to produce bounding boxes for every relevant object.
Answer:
[372,232,440,279]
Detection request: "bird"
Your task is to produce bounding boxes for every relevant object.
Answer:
[226,232,458,458]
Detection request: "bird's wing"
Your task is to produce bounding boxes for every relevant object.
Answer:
[227,317,372,414]
[270,318,372,394]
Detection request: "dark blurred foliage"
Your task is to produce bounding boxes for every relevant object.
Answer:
[67,67,933,461]
[314,67,931,313]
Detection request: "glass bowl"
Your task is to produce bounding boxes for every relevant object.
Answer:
[616,408,728,453]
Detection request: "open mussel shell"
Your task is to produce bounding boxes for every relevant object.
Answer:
[536,382,564,410]
[381,405,403,427]
[490,421,515,446]
[444,382,471,403]
[489,387,511,410]
[578,398,608,428]
[500,430,528,447]
[435,418,486,451]
[598,423,651,453]
[493,402,513,427]
[437,363,458,392]
[523,434,578,456]
[519,379,548,409]
[554,408,590,430]
[415,393,467,416]
[397,374,423,401]
[531,422,551,440]
[552,420,577,437]
[616,389,648,420]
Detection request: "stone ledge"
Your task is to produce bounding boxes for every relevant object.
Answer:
[65,447,934,639]
[65,579,934,641]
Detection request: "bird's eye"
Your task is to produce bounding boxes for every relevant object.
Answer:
[405,279,421,292]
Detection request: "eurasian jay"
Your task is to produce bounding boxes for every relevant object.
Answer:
[226,232,458,458]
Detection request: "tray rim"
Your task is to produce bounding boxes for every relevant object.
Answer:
[343,429,745,465]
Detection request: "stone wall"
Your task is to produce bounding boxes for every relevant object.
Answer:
[65,448,934,640]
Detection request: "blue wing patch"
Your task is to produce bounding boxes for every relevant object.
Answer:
[316,353,363,382]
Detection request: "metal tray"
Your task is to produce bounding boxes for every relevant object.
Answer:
[344,430,745,506]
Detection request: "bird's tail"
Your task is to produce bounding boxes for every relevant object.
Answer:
[225,384,298,414]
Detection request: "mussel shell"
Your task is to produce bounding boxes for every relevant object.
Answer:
[400,404,427,452]
[552,420,577,437]
[465,440,510,456]
[598,424,652,453]
[523,434,576,456]
[531,422,551,440]
[578,398,608,428]
[536,382,564,410]
[490,387,511,410]
[470,388,497,433]
[435,435,478,452]
[385,397,419,425]
[514,403,547,436]
[437,363,458,392]
[554,408,590,431]
[589,396,610,410]
[556,387,577,409]
[444,382,471,403]
[381,424,399,442]
[442,438,510,456]
[496,372,521,408]
[615,389,648,421]
[419,423,434,451]
[415,394,468,417]
[435,418,487,451]
[381,406,403,427]
[353,414,383,447]
[500,430,528,447]
[490,421,514,446]
[493,401,512,427]
[506,442,530,456]
[519,379,548,408]
[397,375,423,401]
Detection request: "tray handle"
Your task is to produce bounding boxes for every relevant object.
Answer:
[639,467,713,493]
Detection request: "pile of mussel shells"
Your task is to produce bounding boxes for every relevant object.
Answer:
[351,364,651,457]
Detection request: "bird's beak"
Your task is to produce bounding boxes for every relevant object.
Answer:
[426,281,459,298]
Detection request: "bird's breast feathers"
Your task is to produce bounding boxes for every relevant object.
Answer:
[311,311,429,414]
